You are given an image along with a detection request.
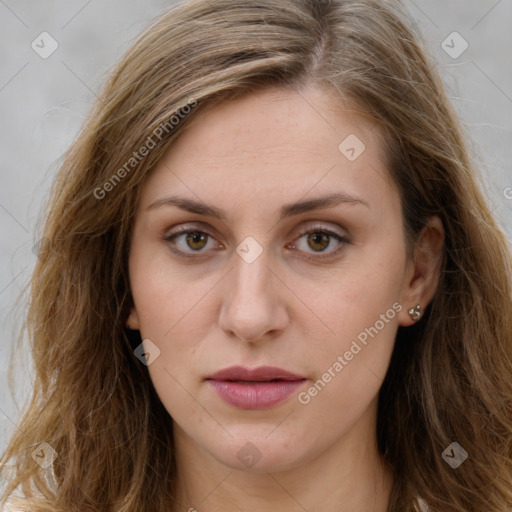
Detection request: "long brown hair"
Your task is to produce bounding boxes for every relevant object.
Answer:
[1,1,511,510]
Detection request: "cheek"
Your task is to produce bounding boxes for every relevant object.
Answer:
[129,239,207,336]
[128,242,219,397]
[294,235,406,403]
[302,235,405,345]
[128,250,215,427]
[293,291,401,444]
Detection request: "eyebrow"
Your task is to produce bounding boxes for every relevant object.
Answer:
[146,192,369,221]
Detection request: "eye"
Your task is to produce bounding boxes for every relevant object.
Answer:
[288,225,350,259]
[164,227,222,256]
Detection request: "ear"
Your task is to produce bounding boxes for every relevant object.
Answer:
[398,216,445,327]
[126,306,141,330]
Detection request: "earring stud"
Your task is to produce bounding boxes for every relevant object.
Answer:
[408,304,422,322]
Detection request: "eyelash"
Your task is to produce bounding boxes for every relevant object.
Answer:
[163,223,351,261]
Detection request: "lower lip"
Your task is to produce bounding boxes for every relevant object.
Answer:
[207,379,306,409]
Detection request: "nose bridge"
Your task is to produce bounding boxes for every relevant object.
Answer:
[218,240,288,341]
[229,243,274,306]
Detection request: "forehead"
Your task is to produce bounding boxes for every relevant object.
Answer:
[139,85,398,216]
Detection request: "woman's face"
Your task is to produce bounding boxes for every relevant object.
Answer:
[128,85,421,473]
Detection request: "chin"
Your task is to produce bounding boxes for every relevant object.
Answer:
[200,429,316,473]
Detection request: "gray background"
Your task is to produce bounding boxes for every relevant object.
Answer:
[1,0,511,461]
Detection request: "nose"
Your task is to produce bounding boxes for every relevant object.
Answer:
[218,251,289,343]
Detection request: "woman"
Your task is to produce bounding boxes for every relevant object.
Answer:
[1,0,511,511]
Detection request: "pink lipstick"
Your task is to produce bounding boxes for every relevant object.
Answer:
[205,366,306,410]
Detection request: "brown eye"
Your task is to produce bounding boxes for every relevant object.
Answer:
[186,232,209,251]
[289,226,350,260]
[164,227,221,257]
[307,232,331,252]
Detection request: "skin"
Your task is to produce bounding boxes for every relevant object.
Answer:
[127,85,444,512]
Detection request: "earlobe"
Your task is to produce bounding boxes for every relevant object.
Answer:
[398,216,445,326]
[126,307,141,330]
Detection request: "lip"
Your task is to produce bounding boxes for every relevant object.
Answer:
[205,366,307,410]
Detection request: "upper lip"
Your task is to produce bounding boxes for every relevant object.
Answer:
[206,366,306,382]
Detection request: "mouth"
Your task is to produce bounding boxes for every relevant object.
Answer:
[205,366,307,410]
